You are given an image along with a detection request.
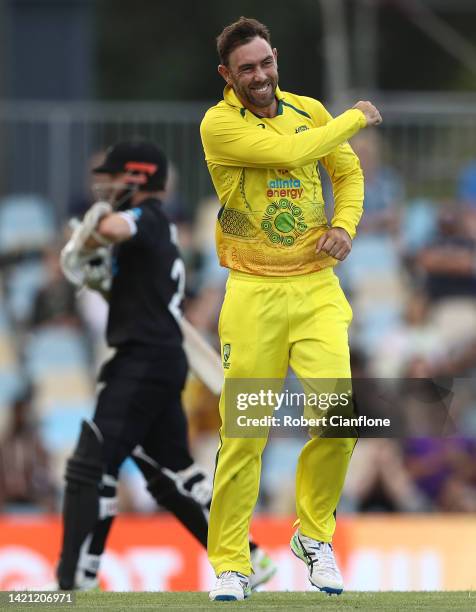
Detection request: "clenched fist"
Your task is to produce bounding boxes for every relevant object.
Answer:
[353,100,382,126]
[316,227,352,261]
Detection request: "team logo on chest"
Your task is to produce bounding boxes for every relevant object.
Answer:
[223,343,231,369]
[261,198,308,247]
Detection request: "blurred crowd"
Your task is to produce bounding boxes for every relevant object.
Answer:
[1,133,476,517]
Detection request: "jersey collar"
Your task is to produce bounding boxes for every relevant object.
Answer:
[223,84,285,117]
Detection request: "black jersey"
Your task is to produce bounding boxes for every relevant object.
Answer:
[106,198,184,349]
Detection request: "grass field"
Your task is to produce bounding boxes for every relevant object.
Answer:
[6,591,475,611]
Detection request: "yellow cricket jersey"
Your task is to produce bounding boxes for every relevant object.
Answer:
[200,85,366,276]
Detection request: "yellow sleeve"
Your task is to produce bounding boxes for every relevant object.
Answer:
[200,106,366,171]
[305,99,364,239]
[324,142,364,240]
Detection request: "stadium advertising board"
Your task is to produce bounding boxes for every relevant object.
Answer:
[0,515,474,591]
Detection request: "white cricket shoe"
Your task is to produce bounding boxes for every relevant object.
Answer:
[74,575,100,591]
[209,571,251,601]
[249,547,277,590]
[290,529,344,595]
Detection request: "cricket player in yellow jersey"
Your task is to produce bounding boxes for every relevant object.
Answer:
[200,17,382,601]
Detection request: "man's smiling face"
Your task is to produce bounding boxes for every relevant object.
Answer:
[219,37,279,112]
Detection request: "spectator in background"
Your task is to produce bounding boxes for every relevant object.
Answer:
[415,209,476,353]
[0,387,56,512]
[417,209,476,302]
[342,438,430,512]
[404,438,476,512]
[369,290,444,378]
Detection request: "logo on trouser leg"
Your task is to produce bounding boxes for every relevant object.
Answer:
[223,343,231,369]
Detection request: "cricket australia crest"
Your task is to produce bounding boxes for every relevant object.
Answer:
[223,343,231,369]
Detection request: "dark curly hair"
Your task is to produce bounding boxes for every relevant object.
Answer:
[217,17,271,66]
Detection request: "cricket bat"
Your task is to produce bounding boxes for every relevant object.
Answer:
[180,317,224,396]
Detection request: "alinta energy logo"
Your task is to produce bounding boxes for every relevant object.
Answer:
[266,178,303,200]
[261,198,308,247]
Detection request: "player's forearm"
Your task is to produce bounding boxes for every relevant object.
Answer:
[278,109,367,168]
[202,108,366,169]
[331,173,364,239]
[331,204,363,240]
[85,214,132,247]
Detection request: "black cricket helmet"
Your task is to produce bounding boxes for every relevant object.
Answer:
[93,141,168,191]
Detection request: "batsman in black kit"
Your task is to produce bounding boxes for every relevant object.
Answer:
[57,142,276,591]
